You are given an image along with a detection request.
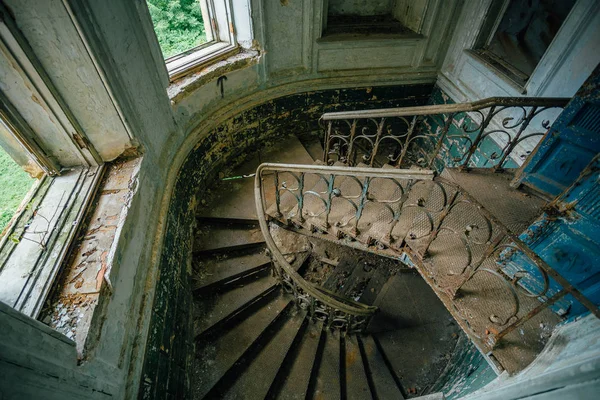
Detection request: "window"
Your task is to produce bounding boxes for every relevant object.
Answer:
[472,0,576,88]
[146,0,238,80]
[321,0,428,40]
[0,120,35,237]
[0,9,104,319]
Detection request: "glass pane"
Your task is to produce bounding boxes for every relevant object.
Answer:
[146,0,209,59]
[0,144,34,236]
[485,0,576,78]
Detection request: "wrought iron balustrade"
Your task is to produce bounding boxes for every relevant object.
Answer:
[321,97,569,171]
[255,162,600,348]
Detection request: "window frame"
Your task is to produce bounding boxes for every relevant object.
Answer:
[0,5,106,320]
[468,0,576,92]
[162,0,239,81]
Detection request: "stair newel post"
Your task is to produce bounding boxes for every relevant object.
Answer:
[396,115,418,168]
[493,106,537,172]
[422,190,460,259]
[352,177,371,237]
[347,119,358,166]
[369,117,386,167]
[428,113,455,169]
[296,172,306,223]
[460,106,496,171]
[274,171,282,218]
[324,173,335,229]
[323,121,333,164]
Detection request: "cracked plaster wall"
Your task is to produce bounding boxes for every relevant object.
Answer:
[0,0,475,399]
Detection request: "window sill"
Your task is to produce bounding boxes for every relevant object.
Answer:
[38,157,141,357]
[465,49,528,94]
[168,49,260,104]
[0,166,103,318]
[167,42,240,82]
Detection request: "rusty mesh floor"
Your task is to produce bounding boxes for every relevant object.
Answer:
[441,168,547,234]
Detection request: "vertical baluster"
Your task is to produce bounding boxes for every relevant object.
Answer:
[385,179,414,244]
[323,121,333,164]
[346,119,358,166]
[428,113,455,169]
[296,172,306,223]
[422,190,460,258]
[460,106,496,171]
[369,117,386,167]
[494,106,537,171]
[274,171,282,218]
[352,177,371,236]
[324,174,335,229]
[396,115,418,168]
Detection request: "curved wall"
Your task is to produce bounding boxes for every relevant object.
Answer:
[138,83,433,398]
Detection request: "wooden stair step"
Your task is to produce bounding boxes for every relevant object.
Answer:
[192,293,292,399]
[194,273,277,337]
[197,136,315,221]
[192,248,270,293]
[223,311,307,399]
[311,329,341,399]
[345,335,372,400]
[272,321,323,400]
[359,335,405,399]
[358,266,391,306]
[193,220,264,254]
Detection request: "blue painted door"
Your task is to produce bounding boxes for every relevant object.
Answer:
[503,66,600,318]
[515,64,600,197]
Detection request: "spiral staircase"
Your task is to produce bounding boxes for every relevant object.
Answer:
[189,98,599,399]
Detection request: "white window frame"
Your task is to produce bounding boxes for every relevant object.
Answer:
[164,0,239,81]
[0,5,105,319]
[469,0,577,92]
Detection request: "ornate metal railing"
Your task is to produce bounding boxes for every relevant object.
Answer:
[321,97,569,171]
[255,162,600,349]
[255,164,432,332]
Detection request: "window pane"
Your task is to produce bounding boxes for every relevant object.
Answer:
[485,0,576,78]
[146,0,208,59]
[0,144,34,236]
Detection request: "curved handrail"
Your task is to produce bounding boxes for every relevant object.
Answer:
[321,97,569,120]
[320,96,569,171]
[254,163,378,328]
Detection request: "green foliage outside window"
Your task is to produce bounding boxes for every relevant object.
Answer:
[0,147,33,235]
[147,0,207,59]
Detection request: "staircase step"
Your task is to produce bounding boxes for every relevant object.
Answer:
[345,335,371,400]
[194,273,277,337]
[322,254,358,292]
[301,137,325,161]
[192,293,292,399]
[223,310,307,399]
[193,220,264,254]
[359,335,405,399]
[273,321,323,400]
[358,266,391,306]
[340,257,377,301]
[197,136,315,221]
[192,248,270,293]
[311,329,341,399]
